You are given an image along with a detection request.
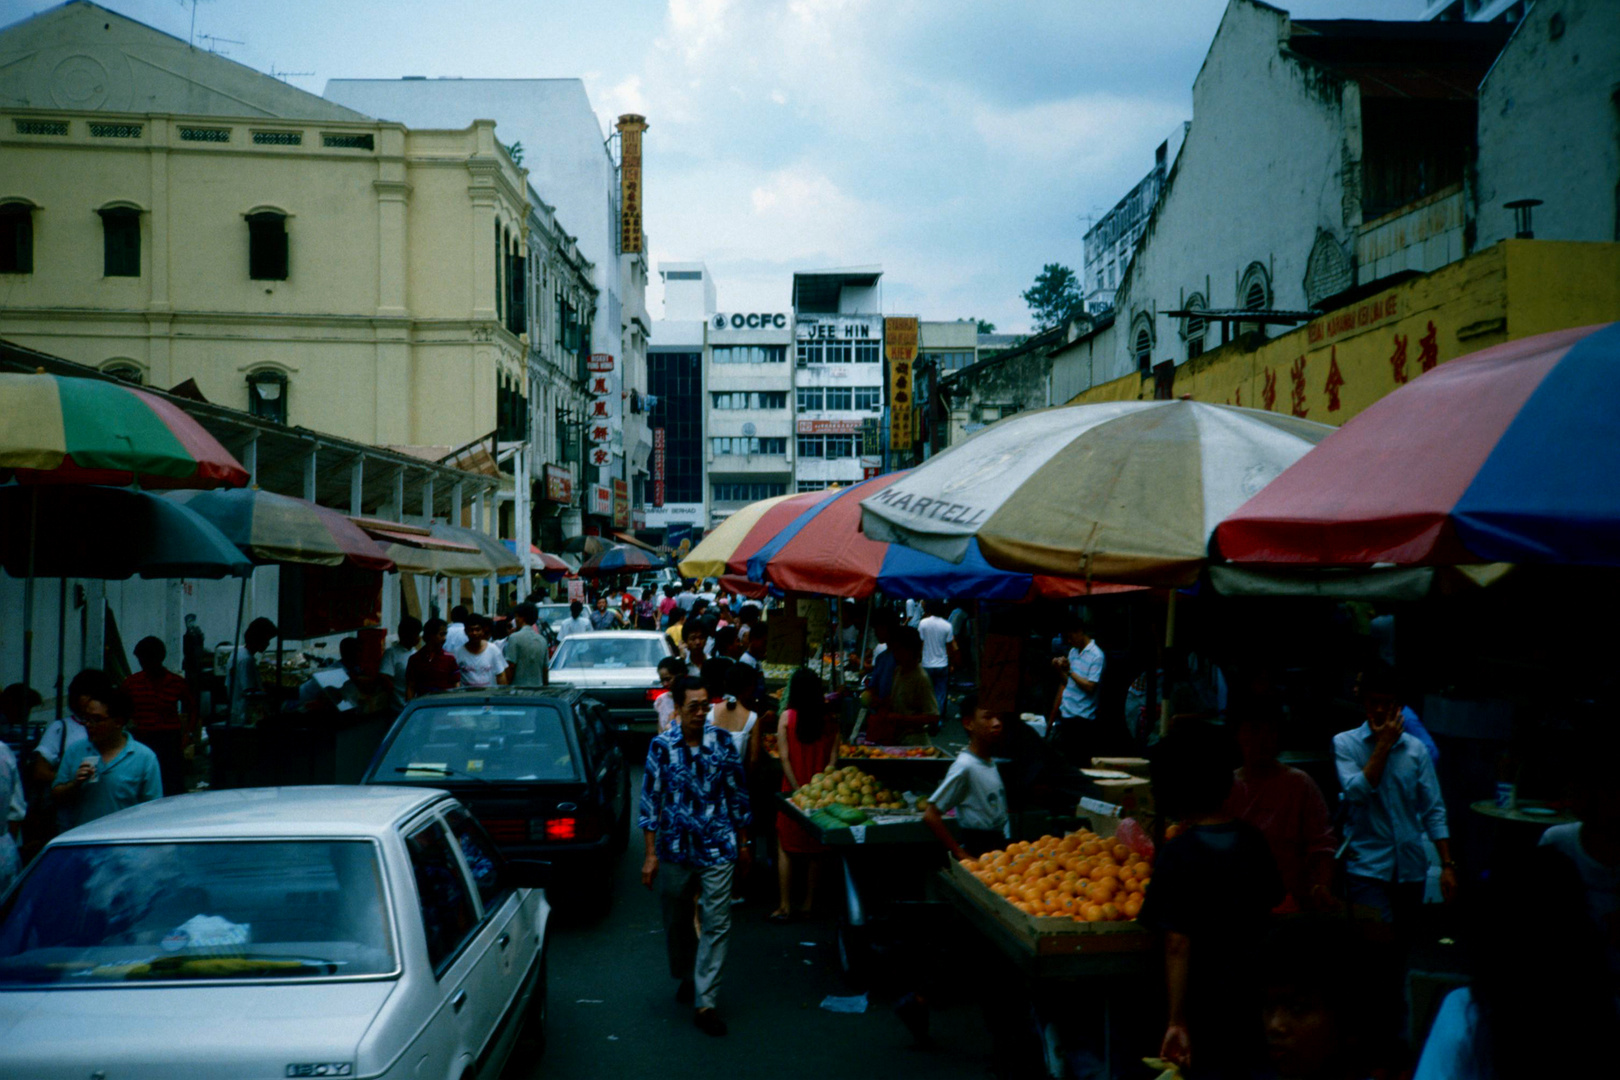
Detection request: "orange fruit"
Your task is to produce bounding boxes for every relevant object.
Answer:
[1123,896,1143,918]
[1080,903,1104,922]
[1138,876,1152,892]
[1100,902,1121,921]
[990,883,1009,896]
[1112,844,1130,862]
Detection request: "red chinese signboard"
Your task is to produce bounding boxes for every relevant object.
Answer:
[612,478,629,529]
[543,464,574,504]
[588,484,613,516]
[587,354,615,373]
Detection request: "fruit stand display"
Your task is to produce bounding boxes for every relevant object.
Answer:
[777,764,946,846]
[840,744,946,760]
[937,814,1157,979]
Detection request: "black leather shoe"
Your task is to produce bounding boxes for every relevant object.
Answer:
[693,1009,728,1037]
[675,978,695,1004]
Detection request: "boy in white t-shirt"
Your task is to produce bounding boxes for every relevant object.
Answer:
[451,615,509,689]
[923,693,1008,861]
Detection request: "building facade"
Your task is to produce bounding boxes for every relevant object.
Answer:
[647,262,712,533]
[1081,124,1186,315]
[791,268,884,493]
[0,4,532,456]
[708,308,796,515]
[323,77,651,524]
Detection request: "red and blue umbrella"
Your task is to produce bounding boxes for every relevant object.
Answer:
[1215,323,1620,567]
[579,543,666,577]
[747,472,1132,600]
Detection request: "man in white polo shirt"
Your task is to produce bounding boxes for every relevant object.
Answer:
[917,601,959,716]
[1052,613,1105,766]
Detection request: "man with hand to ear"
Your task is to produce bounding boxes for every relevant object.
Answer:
[639,675,752,1037]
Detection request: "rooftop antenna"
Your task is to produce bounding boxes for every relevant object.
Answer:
[196,33,244,56]
[271,66,316,83]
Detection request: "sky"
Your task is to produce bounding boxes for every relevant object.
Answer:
[5,0,1428,332]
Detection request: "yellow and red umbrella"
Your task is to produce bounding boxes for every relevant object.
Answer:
[0,372,248,489]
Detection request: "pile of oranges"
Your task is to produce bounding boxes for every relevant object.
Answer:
[962,829,1152,923]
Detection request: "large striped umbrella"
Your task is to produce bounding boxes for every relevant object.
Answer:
[748,472,1133,600]
[579,544,666,577]
[168,489,394,570]
[861,400,1332,586]
[1215,323,1620,567]
[677,490,832,581]
[0,372,247,489]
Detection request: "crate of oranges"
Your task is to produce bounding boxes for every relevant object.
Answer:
[944,827,1156,956]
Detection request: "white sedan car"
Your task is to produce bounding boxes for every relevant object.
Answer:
[548,630,678,733]
[0,786,549,1080]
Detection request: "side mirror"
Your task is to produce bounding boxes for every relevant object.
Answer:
[504,859,550,890]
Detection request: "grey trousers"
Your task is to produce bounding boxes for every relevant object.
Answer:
[658,860,735,1010]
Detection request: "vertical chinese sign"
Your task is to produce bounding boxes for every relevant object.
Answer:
[885,317,918,452]
[587,353,617,471]
[617,114,647,255]
[653,427,666,508]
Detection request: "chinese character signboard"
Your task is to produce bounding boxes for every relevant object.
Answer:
[587,354,621,468]
[543,464,574,505]
[617,115,647,255]
[795,418,863,435]
[653,428,666,507]
[588,484,613,517]
[612,478,629,529]
[885,316,918,451]
[861,418,880,456]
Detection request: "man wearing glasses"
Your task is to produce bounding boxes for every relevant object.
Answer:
[50,687,163,830]
[639,675,752,1037]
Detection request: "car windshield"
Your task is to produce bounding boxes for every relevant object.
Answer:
[552,637,667,671]
[0,841,395,986]
[536,605,572,628]
[375,704,578,783]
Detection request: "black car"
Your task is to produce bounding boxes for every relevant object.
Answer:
[362,686,631,899]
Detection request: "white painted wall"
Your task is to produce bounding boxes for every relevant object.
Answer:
[1474,0,1620,248]
[1104,0,1356,385]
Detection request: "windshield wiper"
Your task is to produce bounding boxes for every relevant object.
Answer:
[393,764,494,787]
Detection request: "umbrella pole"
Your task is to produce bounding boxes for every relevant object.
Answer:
[21,487,37,695]
[227,573,246,723]
[55,577,67,715]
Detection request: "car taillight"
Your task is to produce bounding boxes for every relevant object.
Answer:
[544,817,577,841]
[646,687,665,701]
[480,819,527,844]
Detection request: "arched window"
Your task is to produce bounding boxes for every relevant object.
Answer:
[99,206,141,277]
[1238,262,1271,337]
[103,360,144,385]
[0,201,35,274]
[1133,322,1154,373]
[246,211,288,281]
[247,368,288,424]
[1181,293,1207,359]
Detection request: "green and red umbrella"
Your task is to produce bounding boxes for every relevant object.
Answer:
[0,372,248,489]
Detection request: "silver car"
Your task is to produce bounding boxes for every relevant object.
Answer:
[548,630,678,733]
[0,786,549,1080]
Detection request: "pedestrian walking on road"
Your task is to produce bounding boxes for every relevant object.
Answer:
[772,668,837,921]
[589,596,622,631]
[502,604,550,688]
[121,636,197,797]
[640,674,752,1036]
[406,618,460,700]
[1050,613,1105,766]
[378,616,422,712]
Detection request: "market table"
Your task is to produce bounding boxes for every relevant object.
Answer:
[1468,799,1575,826]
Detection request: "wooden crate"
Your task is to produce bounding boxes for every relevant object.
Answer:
[942,858,1153,958]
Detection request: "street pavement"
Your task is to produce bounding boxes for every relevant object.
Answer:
[509,766,995,1080]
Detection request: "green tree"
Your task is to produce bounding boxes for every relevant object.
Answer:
[967,317,996,334]
[1021,264,1084,331]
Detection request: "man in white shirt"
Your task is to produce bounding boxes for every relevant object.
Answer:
[228,617,279,723]
[444,605,470,653]
[1051,614,1105,766]
[556,600,594,641]
[451,615,508,688]
[28,669,112,833]
[917,601,959,715]
[377,615,422,712]
[924,694,1008,860]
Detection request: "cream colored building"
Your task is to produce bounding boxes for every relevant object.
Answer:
[0,2,531,454]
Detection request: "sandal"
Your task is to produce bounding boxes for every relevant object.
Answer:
[768,909,793,923]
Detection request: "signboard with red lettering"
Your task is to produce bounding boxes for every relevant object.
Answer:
[886,317,918,451]
[587,354,615,373]
[612,478,629,528]
[652,428,666,508]
[796,418,863,435]
[543,464,574,505]
[588,484,613,516]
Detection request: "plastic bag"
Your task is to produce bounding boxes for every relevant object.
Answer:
[1115,817,1155,861]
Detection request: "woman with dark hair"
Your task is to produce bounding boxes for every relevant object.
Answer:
[771,668,838,922]
[1414,845,1616,1080]
[708,663,760,774]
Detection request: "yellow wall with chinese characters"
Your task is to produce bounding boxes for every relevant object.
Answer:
[1068,240,1620,422]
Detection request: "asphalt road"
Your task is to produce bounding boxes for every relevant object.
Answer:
[508,768,995,1080]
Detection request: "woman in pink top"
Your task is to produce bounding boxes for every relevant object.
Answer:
[1226,710,1337,911]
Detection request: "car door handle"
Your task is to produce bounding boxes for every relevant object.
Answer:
[498,932,511,950]
[451,989,468,1014]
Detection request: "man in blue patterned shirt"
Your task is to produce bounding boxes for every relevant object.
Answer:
[640,675,752,1036]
